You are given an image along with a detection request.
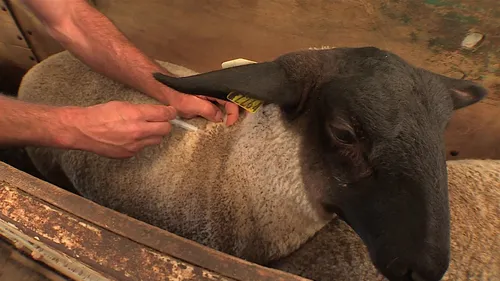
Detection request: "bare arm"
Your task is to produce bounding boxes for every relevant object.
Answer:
[0,94,177,158]
[20,0,173,103]
[20,0,238,124]
[0,95,67,148]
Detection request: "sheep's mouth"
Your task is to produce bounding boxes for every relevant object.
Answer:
[321,202,351,225]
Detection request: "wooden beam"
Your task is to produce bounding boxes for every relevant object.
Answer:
[0,162,309,281]
[0,0,29,48]
[0,0,38,74]
[0,42,37,69]
[4,0,64,62]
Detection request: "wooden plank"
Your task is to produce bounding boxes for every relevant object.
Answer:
[0,1,29,48]
[4,0,64,61]
[0,184,233,281]
[0,162,309,281]
[0,42,37,69]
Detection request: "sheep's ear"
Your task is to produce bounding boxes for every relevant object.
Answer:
[437,74,488,110]
[153,62,300,107]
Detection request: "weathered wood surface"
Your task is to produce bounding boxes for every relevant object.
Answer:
[4,0,64,61]
[0,161,308,281]
[0,0,29,48]
[0,42,37,69]
[0,0,37,72]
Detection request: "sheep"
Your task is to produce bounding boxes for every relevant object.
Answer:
[17,47,488,281]
[270,159,500,281]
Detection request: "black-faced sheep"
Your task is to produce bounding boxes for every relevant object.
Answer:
[270,159,500,281]
[17,47,488,281]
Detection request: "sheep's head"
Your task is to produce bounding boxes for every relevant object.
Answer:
[153,47,487,281]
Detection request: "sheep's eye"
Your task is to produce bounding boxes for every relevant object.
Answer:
[328,123,357,145]
[334,129,356,144]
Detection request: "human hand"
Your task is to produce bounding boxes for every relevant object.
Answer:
[59,101,177,158]
[152,70,240,126]
[165,91,241,126]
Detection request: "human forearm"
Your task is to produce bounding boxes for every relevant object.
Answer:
[53,11,172,101]
[0,94,177,157]
[0,95,72,148]
[23,0,174,103]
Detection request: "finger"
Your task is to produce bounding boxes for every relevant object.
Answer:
[200,97,240,126]
[224,102,240,126]
[196,95,227,104]
[195,95,213,101]
[136,104,177,122]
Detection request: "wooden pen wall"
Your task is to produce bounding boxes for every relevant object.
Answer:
[0,0,62,94]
